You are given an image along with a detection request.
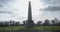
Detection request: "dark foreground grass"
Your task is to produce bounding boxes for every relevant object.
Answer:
[0,26,60,31]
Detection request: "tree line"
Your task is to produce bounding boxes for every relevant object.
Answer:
[0,18,60,27]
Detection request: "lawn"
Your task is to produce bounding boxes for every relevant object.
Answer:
[34,26,60,31]
[0,26,25,31]
[0,26,60,31]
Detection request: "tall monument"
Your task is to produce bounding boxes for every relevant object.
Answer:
[25,1,35,26]
[28,1,32,21]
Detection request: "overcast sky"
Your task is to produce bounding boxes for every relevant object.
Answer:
[0,0,60,23]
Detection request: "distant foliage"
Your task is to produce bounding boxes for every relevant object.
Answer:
[0,20,20,27]
[0,18,60,27]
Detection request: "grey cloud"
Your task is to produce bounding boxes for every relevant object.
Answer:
[0,0,9,4]
[40,0,60,6]
[0,11,12,14]
[0,0,16,4]
[0,0,16,14]
[40,5,60,11]
[0,4,3,7]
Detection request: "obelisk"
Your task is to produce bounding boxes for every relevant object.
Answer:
[28,1,32,21]
[25,1,35,26]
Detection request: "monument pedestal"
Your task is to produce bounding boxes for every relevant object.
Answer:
[25,20,35,26]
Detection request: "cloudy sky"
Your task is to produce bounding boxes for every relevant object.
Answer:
[0,0,60,22]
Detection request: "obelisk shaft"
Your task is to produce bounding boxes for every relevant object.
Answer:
[28,1,32,21]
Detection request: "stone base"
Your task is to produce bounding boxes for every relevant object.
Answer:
[25,20,35,27]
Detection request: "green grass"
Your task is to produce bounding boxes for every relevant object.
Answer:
[0,26,25,31]
[0,26,60,31]
[34,26,60,31]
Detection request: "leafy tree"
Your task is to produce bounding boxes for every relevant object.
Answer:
[0,22,3,27]
[43,19,51,26]
[51,20,55,26]
[37,21,42,26]
[15,22,20,26]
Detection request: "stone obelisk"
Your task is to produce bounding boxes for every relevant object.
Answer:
[28,1,32,21]
[25,1,35,26]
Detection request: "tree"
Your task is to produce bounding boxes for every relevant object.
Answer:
[23,21,26,24]
[3,21,9,27]
[43,19,51,26]
[37,21,42,26]
[53,18,60,26]
[54,18,59,24]
[9,20,15,26]
[9,20,13,26]
[0,21,9,27]
[0,22,3,27]
[58,22,60,26]
[15,22,20,26]
[51,20,55,26]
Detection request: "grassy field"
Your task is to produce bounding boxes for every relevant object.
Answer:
[0,26,60,31]
[0,26,25,31]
